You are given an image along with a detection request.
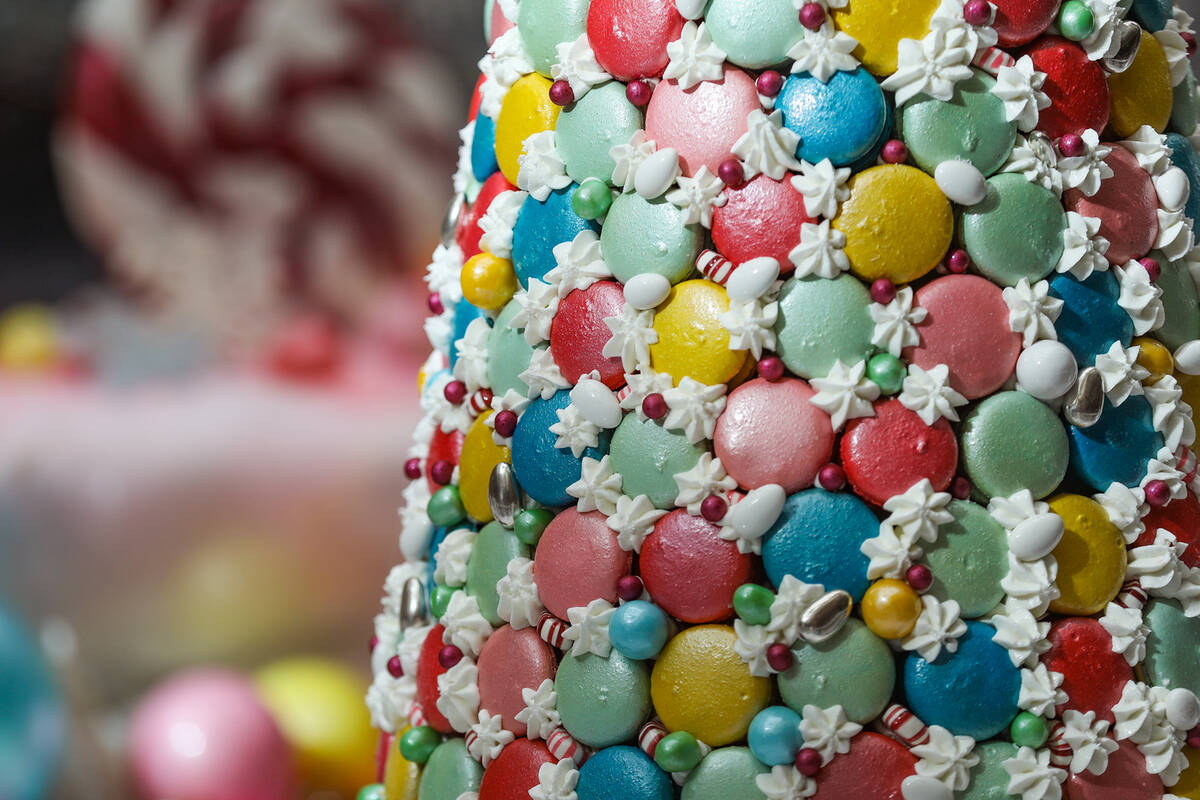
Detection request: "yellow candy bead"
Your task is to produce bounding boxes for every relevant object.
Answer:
[1107,30,1173,138]
[861,579,923,640]
[254,658,377,797]
[1049,494,1127,616]
[461,252,519,312]
[0,305,58,371]
[495,73,560,185]
[650,280,750,387]
[1133,337,1175,382]
[384,730,422,800]
[834,165,953,285]
[831,0,940,76]
[458,411,512,523]
[650,625,771,746]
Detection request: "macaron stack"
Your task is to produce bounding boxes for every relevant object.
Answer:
[366,1,1200,799]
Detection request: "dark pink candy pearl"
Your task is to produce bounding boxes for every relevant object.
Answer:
[951,476,972,500]
[438,645,464,669]
[405,458,423,480]
[756,70,784,98]
[946,249,970,274]
[1145,480,1171,507]
[549,79,575,106]
[430,459,454,486]
[817,463,846,491]
[766,643,794,672]
[881,139,908,164]
[795,747,822,777]
[758,356,785,381]
[625,80,652,107]
[870,278,896,305]
[387,656,404,678]
[617,575,644,601]
[643,393,668,420]
[444,380,468,405]
[906,564,934,593]
[1139,257,1161,281]
[962,0,991,26]
[494,409,519,438]
[428,293,444,315]
[700,494,728,522]
[717,157,745,187]
[1183,31,1197,57]
[369,634,379,653]
[1058,134,1085,158]
[798,2,825,30]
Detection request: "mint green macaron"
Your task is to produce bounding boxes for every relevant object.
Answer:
[488,298,535,397]
[899,69,1016,176]
[558,81,643,185]
[517,0,590,77]
[1144,598,1200,696]
[682,747,769,800]
[601,193,703,285]
[962,741,1020,800]
[777,619,895,724]
[418,739,484,800]
[556,650,653,748]
[465,522,529,625]
[610,414,708,509]
[960,391,1070,500]
[961,173,1067,287]
[923,500,1010,618]
[774,273,875,379]
[705,0,806,69]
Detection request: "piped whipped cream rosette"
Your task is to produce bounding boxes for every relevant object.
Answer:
[361,1,1200,799]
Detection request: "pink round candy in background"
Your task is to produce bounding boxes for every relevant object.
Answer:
[1065,740,1162,800]
[1064,145,1159,265]
[644,68,760,177]
[710,176,815,272]
[128,670,293,800]
[550,280,627,389]
[533,507,633,619]
[713,378,835,493]
[903,275,1022,400]
[477,625,558,736]
[587,0,683,81]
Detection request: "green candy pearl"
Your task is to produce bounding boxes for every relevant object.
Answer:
[572,177,613,221]
[514,508,555,545]
[867,352,906,395]
[1058,0,1095,41]
[1010,712,1049,748]
[655,731,703,773]
[400,725,442,764]
[356,784,387,800]
[733,583,775,626]
[428,485,466,526]
[430,585,459,618]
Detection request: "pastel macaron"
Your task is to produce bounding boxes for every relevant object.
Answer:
[644,68,760,177]
[1047,494,1128,617]
[1066,395,1163,492]
[774,273,875,379]
[831,0,941,75]
[777,68,890,168]
[1143,599,1200,698]
[711,176,815,270]
[990,0,1060,46]
[922,500,1010,618]
[533,507,632,618]
[841,398,959,506]
[601,194,703,285]
[549,280,627,387]
[1066,740,1163,800]
[478,739,557,800]
[557,81,645,185]
[899,69,1016,176]
[809,733,917,800]
[1106,29,1174,138]
[641,510,755,624]
[577,745,674,800]
[465,523,529,623]
[516,0,589,77]
[777,619,895,724]
[512,186,599,287]
[960,173,1067,286]
[704,0,806,69]
[609,414,706,509]
[418,739,483,799]
[650,280,750,386]
[681,747,769,800]
[959,391,1070,500]
[1026,36,1110,139]
[761,488,878,601]
[476,625,557,736]
[586,0,682,81]
[511,390,612,507]
[494,73,560,184]
[556,650,652,748]
[1048,271,1135,366]
[458,412,513,523]
[1063,145,1158,266]
[1041,617,1133,721]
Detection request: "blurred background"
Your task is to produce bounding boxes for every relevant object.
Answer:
[0,0,488,797]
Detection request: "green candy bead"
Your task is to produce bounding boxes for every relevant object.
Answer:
[1009,712,1049,748]
[514,508,554,545]
[356,784,386,800]
[400,725,442,764]
[428,485,466,526]
[867,352,906,395]
[733,584,775,626]
[572,177,613,220]
[430,585,459,618]
[1058,0,1095,41]
[655,731,703,773]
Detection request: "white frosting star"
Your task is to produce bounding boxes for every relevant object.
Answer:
[1061,710,1119,775]
[550,33,609,100]
[899,363,968,425]
[548,402,602,457]
[869,286,927,356]
[799,705,861,765]
[734,619,774,678]
[529,759,580,800]
[1094,340,1150,406]
[1003,747,1066,800]
[674,452,737,515]
[1056,212,1110,280]
[790,158,851,219]
[562,598,615,658]
[1122,126,1173,177]
[602,304,658,371]
[786,21,859,82]
[515,678,560,740]
[991,606,1051,668]
[1100,602,1149,666]
[610,130,657,192]
[433,527,476,588]
[607,493,668,553]
[991,56,1050,132]
[520,347,571,400]
[546,230,612,298]
[436,659,481,733]
[766,575,826,646]
[426,242,466,303]
[1094,481,1147,545]
[789,220,850,279]
[566,455,624,515]
[663,21,726,90]
[881,483,954,551]
[911,724,979,791]
[441,591,493,659]
[496,557,545,630]
[881,25,976,105]
[1145,375,1197,452]
[1001,554,1060,618]
[619,369,675,420]
[454,317,492,392]
[663,377,728,444]
[902,595,967,662]
[720,297,779,359]
[467,709,514,767]
[1115,260,1166,336]
[1003,278,1062,347]
[666,165,727,228]
[478,189,528,259]
[517,131,571,202]
[1004,134,1063,196]
[1018,664,1067,717]
[1058,129,1113,197]
[809,359,879,431]
[510,279,560,346]
[755,765,816,800]
[732,109,802,182]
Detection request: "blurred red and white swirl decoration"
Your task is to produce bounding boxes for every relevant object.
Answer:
[55,0,461,344]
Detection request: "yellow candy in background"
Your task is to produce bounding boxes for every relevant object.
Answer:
[254,658,377,798]
[461,252,519,312]
[1107,30,1173,137]
[383,731,422,800]
[1133,337,1175,382]
[495,73,560,185]
[1049,494,1127,616]
[650,625,770,747]
[834,164,953,285]
[832,0,940,76]
[458,411,512,523]
[650,280,749,388]
[861,578,923,640]
[0,304,59,372]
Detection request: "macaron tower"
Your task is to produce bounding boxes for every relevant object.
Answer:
[364,1,1200,799]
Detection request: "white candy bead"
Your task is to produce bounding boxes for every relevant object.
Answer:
[635,147,680,200]
[1155,167,1191,213]
[1166,688,1200,731]
[728,484,786,539]
[725,257,781,302]
[624,273,672,310]
[1016,340,1079,400]
[934,160,988,206]
[1175,340,1200,375]
[1008,514,1065,561]
[570,378,623,429]
[901,775,953,800]
[675,0,707,18]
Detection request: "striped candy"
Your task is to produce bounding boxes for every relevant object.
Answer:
[537,611,568,649]
[469,388,494,416]
[698,250,736,286]
[1116,580,1149,611]
[639,720,668,758]
[408,700,427,728]
[1047,721,1073,767]
[880,704,931,748]
[972,46,1016,75]
[547,726,590,764]
[1177,445,1198,489]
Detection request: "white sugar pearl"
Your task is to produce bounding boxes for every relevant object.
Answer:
[934,160,988,206]
[1009,514,1065,561]
[901,775,953,800]
[634,147,680,200]
[728,484,786,539]
[1156,167,1191,213]
[623,273,671,310]
[1175,340,1200,375]
[570,378,623,429]
[1016,340,1079,401]
[1167,688,1200,731]
[726,257,780,302]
